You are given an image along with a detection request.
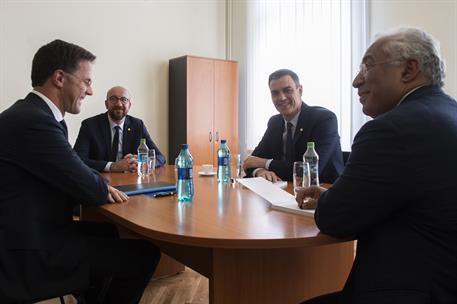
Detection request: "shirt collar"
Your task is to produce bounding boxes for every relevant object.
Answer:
[397,85,426,106]
[107,114,126,130]
[284,110,301,127]
[31,90,64,122]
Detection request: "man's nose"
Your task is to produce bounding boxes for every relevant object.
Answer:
[352,72,364,88]
[86,86,94,96]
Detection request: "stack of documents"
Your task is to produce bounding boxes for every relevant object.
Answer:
[237,177,315,217]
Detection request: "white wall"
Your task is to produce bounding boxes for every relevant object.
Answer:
[369,0,457,97]
[0,0,226,159]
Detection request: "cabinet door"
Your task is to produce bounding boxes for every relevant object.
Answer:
[187,57,214,165]
[214,60,238,164]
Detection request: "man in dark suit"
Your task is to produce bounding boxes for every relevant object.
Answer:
[243,69,343,183]
[74,86,166,172]
[0,39,160,303]
[297,28,457,304]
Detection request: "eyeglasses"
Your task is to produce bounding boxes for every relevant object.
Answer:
[108,96,130,104]
[359,59,401,76]
[63,71,92,87]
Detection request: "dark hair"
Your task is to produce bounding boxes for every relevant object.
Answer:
[268,69,300,86]
[31,39,96,87]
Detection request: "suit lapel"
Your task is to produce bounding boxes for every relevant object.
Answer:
[101,113,113,160]
[293,103,309,146]
[122,116,133,156]
[272,116,285,159]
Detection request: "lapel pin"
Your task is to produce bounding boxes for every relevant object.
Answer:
[128,128,131,132]
[299,128,303,132]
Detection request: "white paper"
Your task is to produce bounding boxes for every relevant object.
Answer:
[236,177,315,217]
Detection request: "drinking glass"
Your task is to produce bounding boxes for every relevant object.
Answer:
[233,154,242,178]
[293,161,310,196]
[147,149,156,175]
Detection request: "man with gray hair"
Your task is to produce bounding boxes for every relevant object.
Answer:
[296,27,457,303]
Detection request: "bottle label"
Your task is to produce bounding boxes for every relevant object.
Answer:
[218,156,229,166]
[138,153,148,163]
[305,157,319,186]
[178,167,193,180]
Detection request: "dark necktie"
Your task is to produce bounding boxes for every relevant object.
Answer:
[285,122,294,162]
[60,119,68,140]
[111,126,120,161]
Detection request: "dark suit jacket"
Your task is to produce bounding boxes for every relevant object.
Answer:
[73,113,166,172]
[246,103,343,182]
[0,93,108,302]
[315,86,457,304]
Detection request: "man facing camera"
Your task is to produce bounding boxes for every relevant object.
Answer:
[74,86,166,172]
[0,39,159,303]
[243,69,343,183]
[297,27,457,304]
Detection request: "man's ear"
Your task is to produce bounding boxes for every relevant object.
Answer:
[53,69,65,88]
[401,59,421,83]
[297,84,303,96]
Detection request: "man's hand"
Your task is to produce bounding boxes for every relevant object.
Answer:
[295,186,327,209]
[110,154,138,172]
[243,155,268,171]
[107,185,129,203]
[255,169,280,183]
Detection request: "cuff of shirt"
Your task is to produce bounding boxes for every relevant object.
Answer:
[252,168,263,177]
[104,162,112,172]
[265,159,273,170]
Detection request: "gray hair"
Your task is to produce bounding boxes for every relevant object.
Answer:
[376,27,445,87]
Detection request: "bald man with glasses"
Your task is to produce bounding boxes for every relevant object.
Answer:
[74,86,166,172]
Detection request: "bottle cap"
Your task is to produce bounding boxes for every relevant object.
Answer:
[221,139,227,144]
[140,138,146,144]
[181,144,188,149]
[307,142,315,148]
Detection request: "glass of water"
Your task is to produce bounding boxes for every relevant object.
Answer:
[147,149,156,175]
[233,154,242,178]
[293,161,310,196]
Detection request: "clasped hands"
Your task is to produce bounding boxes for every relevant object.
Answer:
[110,154,138,173]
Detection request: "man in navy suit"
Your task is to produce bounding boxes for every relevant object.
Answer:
[74,86,166,172]
[297,28,457,304]
[0,40,160,303]
[243,69,343,183]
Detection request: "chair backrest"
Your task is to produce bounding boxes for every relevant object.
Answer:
[342,151,350,165]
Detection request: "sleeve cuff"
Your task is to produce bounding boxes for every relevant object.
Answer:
[104,162,112,172]
[265,159,273,170]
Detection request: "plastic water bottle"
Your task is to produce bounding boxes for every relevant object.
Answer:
[217,139,231,184]
[303,141,319,186]
[176,144,194,202]
[137,138,149,177]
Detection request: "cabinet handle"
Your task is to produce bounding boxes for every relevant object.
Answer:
[209,131,212,142]
[215,131,219,142]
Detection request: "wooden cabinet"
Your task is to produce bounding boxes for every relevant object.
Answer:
[169,56,238,165]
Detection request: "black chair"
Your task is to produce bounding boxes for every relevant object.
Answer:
[342,151,350,165]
